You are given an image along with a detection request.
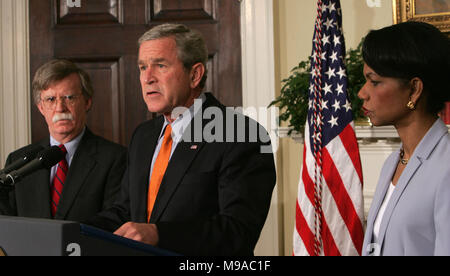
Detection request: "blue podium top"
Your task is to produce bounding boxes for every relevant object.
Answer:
[80,224,181,256]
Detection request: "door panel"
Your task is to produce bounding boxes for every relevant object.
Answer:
[151,0,216,21]
[57,0,122,25]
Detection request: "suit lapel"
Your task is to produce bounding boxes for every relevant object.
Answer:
[30,166,53,218]
[136,118,164,222]
[55,129,96,219]
[376,157,422,251]
[375,119,447,251]
[32,140,53,218]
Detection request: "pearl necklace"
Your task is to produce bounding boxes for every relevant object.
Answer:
[399,148,409,165]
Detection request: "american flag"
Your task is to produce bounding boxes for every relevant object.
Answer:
[293,0,365,256]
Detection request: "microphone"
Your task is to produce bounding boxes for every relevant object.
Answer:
[0,146,65,187]
[0,145,45,176]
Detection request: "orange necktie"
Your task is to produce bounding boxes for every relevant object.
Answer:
[147,124,173,222]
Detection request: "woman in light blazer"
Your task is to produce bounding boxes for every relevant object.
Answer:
[359,22,450,256]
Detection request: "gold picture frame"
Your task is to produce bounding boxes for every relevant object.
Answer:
[393,0,450,33]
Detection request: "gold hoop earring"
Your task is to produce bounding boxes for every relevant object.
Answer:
[407,101,416,110]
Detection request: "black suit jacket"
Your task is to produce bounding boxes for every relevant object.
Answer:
[89,93,276,256]
[0,128,127,222]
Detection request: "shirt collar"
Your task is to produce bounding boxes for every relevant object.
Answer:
[50,127,86,162]
[161,93,206,143]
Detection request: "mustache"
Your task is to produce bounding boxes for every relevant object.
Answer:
[52,113,74,123]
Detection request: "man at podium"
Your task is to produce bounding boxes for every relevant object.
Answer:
[88,24,276,256]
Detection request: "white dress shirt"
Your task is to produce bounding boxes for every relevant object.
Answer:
[148,93,206,182]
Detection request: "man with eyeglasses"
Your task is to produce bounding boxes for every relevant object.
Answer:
[0,59,127,222]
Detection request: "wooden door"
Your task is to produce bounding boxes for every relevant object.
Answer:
[29,0,242,146]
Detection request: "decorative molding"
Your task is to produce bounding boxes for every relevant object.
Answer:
[278,125,450,143]
[355,125,398,138]
[277,126,304,144]
[0,0,31,167]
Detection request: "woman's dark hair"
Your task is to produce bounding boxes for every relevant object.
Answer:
[362,21,450,114]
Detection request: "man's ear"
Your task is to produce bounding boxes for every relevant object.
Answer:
[85,97,92,112]
[190,63,205,89]
[37,101,45,116]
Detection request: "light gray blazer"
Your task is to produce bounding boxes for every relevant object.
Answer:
[363,119,450,256]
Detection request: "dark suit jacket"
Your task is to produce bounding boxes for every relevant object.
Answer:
[89,93,276,256]
[0,128,127,222]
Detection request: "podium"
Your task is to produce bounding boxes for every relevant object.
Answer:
[0,216,178,256]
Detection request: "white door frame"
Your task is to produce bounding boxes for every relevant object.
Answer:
[0,0,31,167]
[241,0,280,256]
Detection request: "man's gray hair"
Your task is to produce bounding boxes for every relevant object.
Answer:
[32,59,94,105]
[138,23,208,88]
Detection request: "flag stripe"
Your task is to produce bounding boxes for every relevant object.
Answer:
[322,148,364,254]
[339,123,363,184]
[327,134,364,221]
[295,199,316,256]
[296,144,319,256]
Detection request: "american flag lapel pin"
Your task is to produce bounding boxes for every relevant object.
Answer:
[190,145,198,150]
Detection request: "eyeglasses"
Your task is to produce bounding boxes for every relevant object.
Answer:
[40,94,82,110]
